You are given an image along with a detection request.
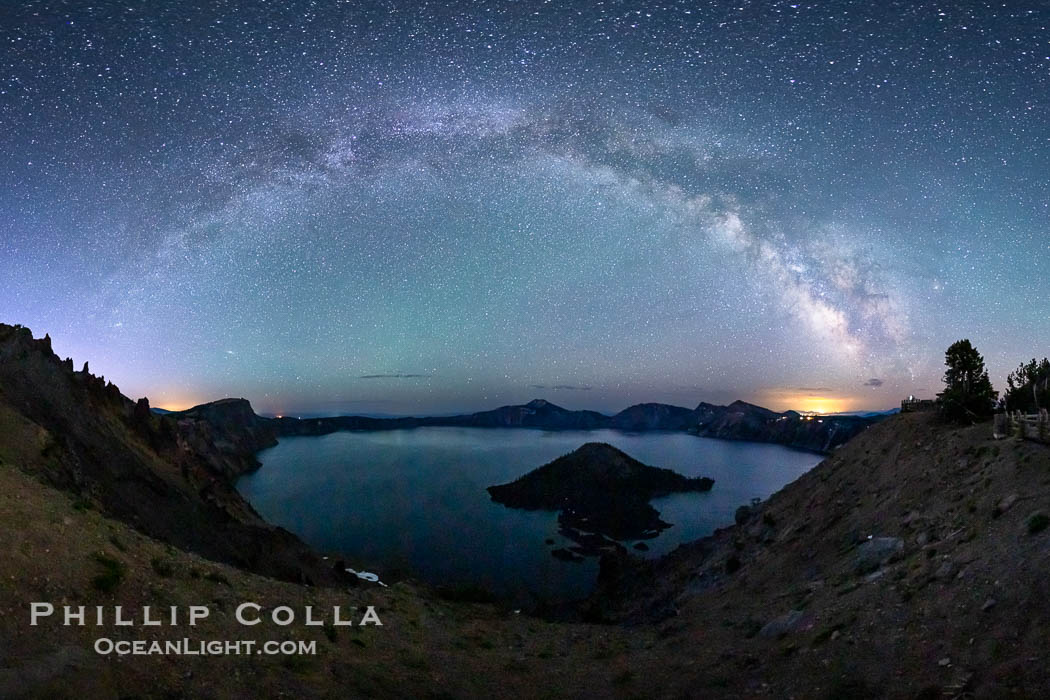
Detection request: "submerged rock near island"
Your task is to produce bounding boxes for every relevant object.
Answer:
[487,442,714,553]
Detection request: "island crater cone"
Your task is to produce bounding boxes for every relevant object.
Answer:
[488,442,714,545]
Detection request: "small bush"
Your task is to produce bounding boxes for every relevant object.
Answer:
[502,658,529,673]
[1028,513,1049,535]
[742,618,762,638]
[204,571,231,586]
[150,557,175,578]
[811,624,842,645]
[282,655,316,674]
[91,552,125,592]
[400,652,429,670]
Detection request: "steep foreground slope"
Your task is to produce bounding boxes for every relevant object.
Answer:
[0,324,338,585]
[587,411,1050,698]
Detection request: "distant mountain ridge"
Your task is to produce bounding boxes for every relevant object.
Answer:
[268,396,881,453]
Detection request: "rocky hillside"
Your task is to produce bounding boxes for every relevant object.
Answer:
[169,398,279,479]
[693,400,874,452]
[585,411,1050,697]
[0,323,342,585]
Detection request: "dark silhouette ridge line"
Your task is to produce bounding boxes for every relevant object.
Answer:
[228,396,882,454]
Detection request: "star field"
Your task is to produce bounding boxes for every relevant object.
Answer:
[1,1,1047,415]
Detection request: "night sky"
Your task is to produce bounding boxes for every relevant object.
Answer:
[1,1,1046,416]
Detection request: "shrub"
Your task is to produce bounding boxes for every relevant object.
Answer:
[204,571,231,586]
[150,557,175,577]
[938,340,998,423]
[91,552,125,592]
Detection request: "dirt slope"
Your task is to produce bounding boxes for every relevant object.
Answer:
[588,411,1050,698]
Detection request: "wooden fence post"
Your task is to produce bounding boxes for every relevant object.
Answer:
[993,413,1008,440]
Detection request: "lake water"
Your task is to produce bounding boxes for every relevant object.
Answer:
[237,428,821,605]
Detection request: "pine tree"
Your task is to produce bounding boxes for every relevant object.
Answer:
[1005,357,1050,412]
[938,339,998,423]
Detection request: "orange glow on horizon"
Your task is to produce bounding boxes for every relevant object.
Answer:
[791,396,852,414]
[152,402,195,412]
[146,393,201,412]
[758,391,856,414]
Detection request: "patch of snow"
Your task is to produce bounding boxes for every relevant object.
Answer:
[345,567,388,587]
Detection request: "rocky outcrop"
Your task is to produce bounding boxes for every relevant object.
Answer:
[692,400,874,452]
[169,398,278,479]
[488,442,713,543]
[0,323,346,586]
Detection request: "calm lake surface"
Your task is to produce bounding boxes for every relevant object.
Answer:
[237,428,821,604]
